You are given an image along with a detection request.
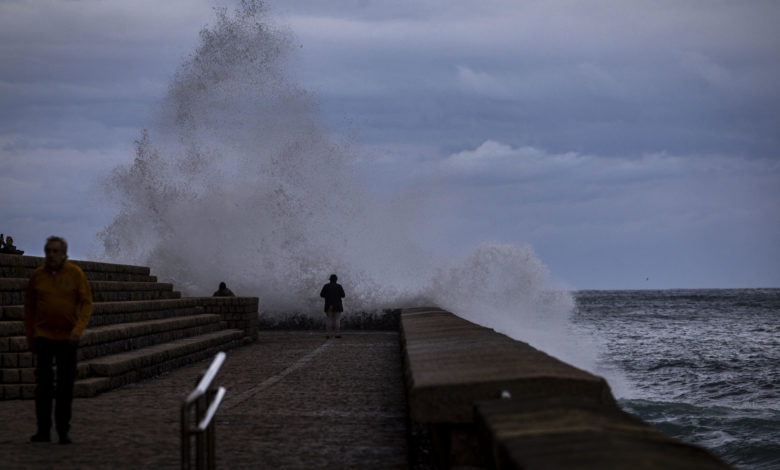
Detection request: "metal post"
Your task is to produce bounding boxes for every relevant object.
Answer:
[208,415,216,470]
[181,406,190,470]
[181,352,227,470]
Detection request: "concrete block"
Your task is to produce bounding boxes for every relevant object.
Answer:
[478,399,733,470]
[19,353,33,368]
[1,369,20,383]
[21,384,35,399]
[1,306,24,321]
[1,353,18,368]
[8,337,30,352]
[2,384,21,399]
[74,377,112,398]
[19,368,35,383]
[401,310,615,424]
[77,363,91,380]
[0,321,25,336]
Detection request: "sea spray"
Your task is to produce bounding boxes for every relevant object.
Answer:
[427,243,602,372]
[99,0,431,312]
[98,0,597,374]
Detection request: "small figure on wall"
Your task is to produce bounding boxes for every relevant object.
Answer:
[0,234,24,254]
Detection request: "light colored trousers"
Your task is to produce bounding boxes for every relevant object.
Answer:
[326,307,342,334]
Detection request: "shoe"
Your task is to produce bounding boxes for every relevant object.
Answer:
[335,335,342,338]
[326,335,331,339]
[30,433,50,443]
[58,433,72,445]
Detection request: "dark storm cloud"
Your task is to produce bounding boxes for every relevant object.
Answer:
[283,1,780,157]
[2,0,778,287]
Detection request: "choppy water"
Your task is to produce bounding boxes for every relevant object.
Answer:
[573,289,780,470]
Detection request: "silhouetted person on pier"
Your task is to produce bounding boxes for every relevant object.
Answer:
[213,282,235,297]
[320,274,345,338]
[25,236,93,444]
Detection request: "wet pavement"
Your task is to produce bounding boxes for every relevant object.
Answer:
[0,331,408,469]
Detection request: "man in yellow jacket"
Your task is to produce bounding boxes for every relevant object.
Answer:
[24,236,93,444]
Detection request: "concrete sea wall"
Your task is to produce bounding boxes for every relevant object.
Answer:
[400,307,733,469]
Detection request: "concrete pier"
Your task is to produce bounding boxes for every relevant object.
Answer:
[400,308,732,470]
[0,254,734,469]
[0,331,408,469]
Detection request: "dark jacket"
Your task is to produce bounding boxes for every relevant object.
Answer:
[213,287,235,297]
[320,282,345,313]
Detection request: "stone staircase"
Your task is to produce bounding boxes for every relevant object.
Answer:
[0,253,258,400]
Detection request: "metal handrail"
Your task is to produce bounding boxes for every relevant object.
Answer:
[181,352,227,470]
[197,386,226,431]
[185,351,226,404]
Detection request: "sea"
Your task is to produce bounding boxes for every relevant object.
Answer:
[572,288,780,470]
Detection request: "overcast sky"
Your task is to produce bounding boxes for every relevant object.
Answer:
[1,0,779,289]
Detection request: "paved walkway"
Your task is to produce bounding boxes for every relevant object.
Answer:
[0,331,409,469]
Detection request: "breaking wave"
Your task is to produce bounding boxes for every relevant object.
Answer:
[98,0,591,369]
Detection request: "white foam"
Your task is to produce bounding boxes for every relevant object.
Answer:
[98,1,598,373]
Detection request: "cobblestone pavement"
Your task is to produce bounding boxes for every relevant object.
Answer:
[0,331,409,469]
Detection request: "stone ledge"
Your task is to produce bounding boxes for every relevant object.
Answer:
[400,308,734,469]
[86,329,243,377]
[0,321,23,336]
[0,383,35,399]
[81,314,221,347]
[1,267,156,283]
[401,309,615,424]
[194,297,259,342]
[0,253,150,275]
[0,279,181,305]
[0,352,33,368]
[1,299,201,322]
[78,322,225,364]
[0,279,174,292]
[477,397,732,469]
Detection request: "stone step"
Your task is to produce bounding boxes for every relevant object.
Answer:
[1,298,204,324]
[0,335,29,353]
[0,330,245,399]
[0,367,34,384]
[72,377,113,398]
[78,314,226,361]
[3,266,156,283]
[0,279,180,304]
[0,321,23,336]
[0,350,33,368]
[0,253,150,278]
[0,383,33,399]
[1,253,259,400]
[74,329,245,397]
[84,329,243,377]
[0,314,226,377]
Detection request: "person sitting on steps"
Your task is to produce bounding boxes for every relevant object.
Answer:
[0,234,24,255]
[212,282,235,297]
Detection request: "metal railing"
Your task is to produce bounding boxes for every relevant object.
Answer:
[181,352,227,470]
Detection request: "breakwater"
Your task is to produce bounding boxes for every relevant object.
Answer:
[1,253,735,468]
[400,307,733,469]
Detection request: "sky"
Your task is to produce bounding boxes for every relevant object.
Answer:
[1,0,779,290]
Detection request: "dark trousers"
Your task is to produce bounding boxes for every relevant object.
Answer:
[34,337,78,436]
